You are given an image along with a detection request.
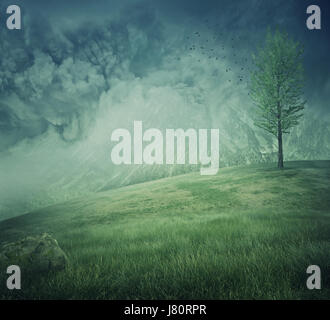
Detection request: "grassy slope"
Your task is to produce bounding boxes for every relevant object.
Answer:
[0,160,330,299]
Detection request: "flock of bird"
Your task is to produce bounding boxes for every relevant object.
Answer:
[180,20,253,87]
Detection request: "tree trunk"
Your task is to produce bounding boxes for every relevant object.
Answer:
[277,120,284,169]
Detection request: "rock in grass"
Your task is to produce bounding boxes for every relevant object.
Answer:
[0,233,68,273]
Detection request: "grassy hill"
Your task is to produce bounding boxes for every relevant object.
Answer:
[1,161,330,299]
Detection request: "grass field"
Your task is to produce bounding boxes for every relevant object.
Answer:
[0,160,330,299]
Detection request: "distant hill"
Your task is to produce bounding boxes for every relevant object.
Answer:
[1,105,329,222]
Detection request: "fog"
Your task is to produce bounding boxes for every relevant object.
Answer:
[0,0,329,220]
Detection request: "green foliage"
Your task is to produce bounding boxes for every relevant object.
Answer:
[250,29,305,136]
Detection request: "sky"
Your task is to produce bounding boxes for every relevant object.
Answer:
[0,0,329,219]
[0,0,329,150]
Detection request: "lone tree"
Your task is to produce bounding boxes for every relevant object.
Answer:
[250,29,305,168]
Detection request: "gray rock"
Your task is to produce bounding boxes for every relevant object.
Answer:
[0,233,68,273]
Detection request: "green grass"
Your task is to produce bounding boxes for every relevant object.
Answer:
[0,160,330,299]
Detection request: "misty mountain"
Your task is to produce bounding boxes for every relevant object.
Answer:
[0,1,330,221]
[1,100,328,221]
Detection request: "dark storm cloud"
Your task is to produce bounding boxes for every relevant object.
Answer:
[0,0,166,149]
[0,0,329,152]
